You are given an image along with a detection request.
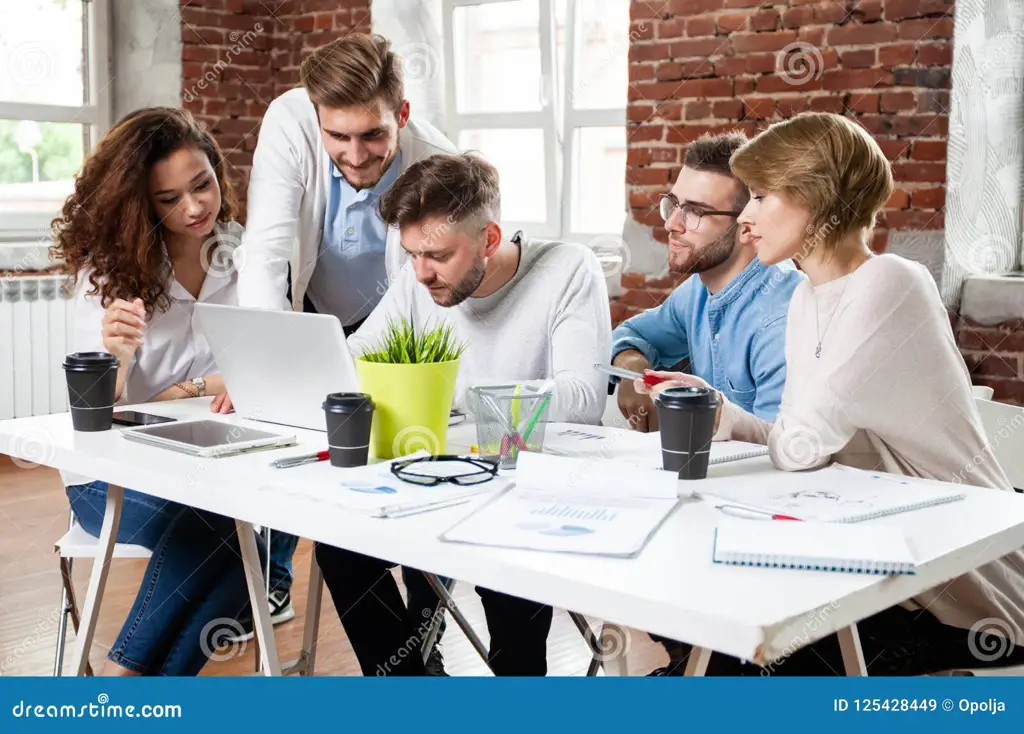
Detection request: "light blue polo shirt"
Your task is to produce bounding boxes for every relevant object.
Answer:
[306,151,403,326]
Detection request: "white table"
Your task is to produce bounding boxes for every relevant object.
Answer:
[4,398,1024,676]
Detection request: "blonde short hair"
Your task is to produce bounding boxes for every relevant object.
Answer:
[300,34,404,112]
[730,112,893,253]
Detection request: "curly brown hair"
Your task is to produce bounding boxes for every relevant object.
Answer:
[50,107,238,313]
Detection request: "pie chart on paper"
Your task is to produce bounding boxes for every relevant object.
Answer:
[343,482,398,495]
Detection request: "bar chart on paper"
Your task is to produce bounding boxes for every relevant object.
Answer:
[440,488,679,556]
[531,504,618,521]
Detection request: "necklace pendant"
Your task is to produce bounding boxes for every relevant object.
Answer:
[815,344,822,359]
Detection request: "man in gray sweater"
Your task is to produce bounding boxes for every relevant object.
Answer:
[317,152,612,675]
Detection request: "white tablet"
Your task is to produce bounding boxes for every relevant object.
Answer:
[121,419,297,458]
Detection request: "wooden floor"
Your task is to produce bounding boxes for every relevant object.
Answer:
[0,456,666,676]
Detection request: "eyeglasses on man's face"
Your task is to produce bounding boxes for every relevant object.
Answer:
[658,193,743,232]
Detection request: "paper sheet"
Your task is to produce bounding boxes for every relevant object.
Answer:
[262,453,506,518]
[540,423,768,470]
[703,464,965,523]
[514,450,683,500]
[439,487,678,557]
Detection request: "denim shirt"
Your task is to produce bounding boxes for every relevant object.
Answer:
[611,257,804,420]
[305,150,403,326]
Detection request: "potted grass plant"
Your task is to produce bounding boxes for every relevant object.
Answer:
[355,316,468,459]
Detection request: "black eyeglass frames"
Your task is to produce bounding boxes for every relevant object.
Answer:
[389,455,499,487]
[658,193,743,231]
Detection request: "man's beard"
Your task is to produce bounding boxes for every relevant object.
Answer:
[668,225,737,275]
[427,255,487,307]
[333,147,396,191]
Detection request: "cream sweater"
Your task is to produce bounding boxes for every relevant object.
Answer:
[717,254,1024,640]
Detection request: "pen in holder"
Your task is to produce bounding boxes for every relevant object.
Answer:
[470,383,552,469]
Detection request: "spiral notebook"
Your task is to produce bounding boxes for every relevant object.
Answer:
[703,464,966,523]
[712,517,917,575]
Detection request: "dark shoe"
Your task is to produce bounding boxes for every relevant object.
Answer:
[647,664,685,676]
[226,589,295,644]
[424,645,449,676]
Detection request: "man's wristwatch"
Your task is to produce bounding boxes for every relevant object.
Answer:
[190,377,206,397]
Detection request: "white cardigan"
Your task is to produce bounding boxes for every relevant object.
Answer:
[237,87,458,311]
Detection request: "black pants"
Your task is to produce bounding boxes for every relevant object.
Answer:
[315,543,553,675]
[652,605,1024,676]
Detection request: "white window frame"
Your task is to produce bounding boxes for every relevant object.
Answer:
[442,0,627,243]
[0,0,112,238]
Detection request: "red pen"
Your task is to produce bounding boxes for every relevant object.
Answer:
[716,504,803,521]
[271,450,330,469]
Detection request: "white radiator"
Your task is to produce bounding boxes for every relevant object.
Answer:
[0,275,75,419]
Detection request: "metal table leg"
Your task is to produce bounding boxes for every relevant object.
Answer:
[69,484,124,676]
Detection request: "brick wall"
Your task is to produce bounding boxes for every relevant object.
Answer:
[179,0,371,220]
[956,319,1024,404]
[618,0,952,320]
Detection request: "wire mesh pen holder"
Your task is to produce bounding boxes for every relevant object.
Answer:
[469,384,553,469]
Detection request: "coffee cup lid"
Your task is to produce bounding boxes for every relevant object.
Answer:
[655,385,718,409]
[63,352,118,371]
[322,392,374,413]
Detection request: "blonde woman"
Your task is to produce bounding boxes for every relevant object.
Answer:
[637,112,1024,675]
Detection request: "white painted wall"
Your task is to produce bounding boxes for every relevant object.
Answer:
[111,0,182,122]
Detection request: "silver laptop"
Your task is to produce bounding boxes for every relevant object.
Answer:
[194,303,361,431]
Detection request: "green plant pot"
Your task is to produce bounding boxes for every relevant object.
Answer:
[355,358,460,460]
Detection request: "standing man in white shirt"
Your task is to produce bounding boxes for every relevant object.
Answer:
[227,34,457,668]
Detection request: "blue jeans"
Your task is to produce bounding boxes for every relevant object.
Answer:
[66,482,265,676]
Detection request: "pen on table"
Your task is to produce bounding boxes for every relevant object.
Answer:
[270,450,329,469]
[715,503,803,522]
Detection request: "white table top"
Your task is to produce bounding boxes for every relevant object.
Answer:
[5,399,1024,665]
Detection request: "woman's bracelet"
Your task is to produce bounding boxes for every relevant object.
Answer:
[174,381,199,398]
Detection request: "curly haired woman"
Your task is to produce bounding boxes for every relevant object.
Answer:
[51,107,263,676]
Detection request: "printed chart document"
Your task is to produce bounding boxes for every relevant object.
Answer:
[439,452,680,557]
[261,452,507,518]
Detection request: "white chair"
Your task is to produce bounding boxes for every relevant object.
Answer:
[972,385,995,400]
[973,396,1024,491]
[53,514,151,677]
[54,511,275,677]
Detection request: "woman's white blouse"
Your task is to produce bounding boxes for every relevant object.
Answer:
[70,221,244,406]
[61,221,243,487]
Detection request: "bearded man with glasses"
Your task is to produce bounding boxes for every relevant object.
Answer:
[609,132,805,676]
[609,131,805,438]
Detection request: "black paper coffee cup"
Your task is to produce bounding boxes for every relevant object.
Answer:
[63,352,119,432]
[654,386,718,480]
[322,393,375,468]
